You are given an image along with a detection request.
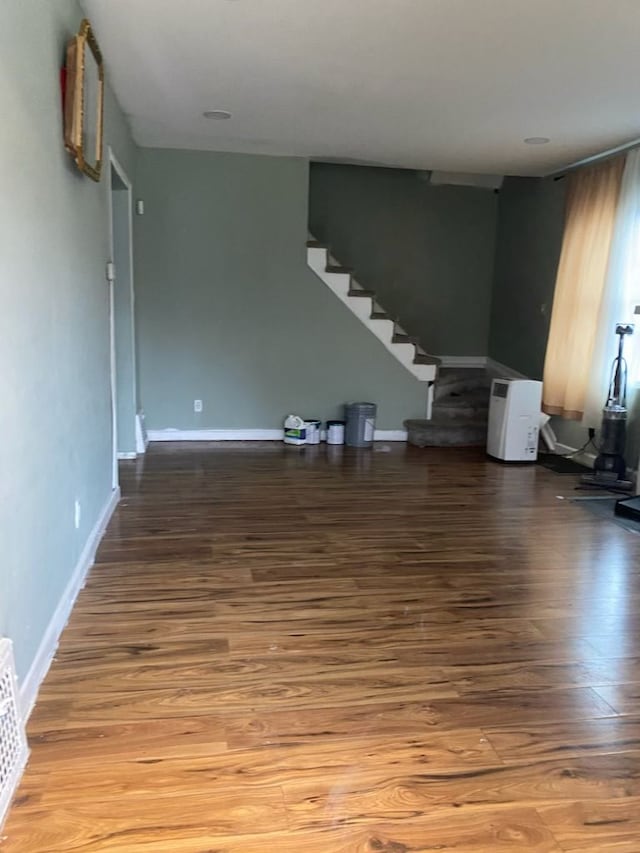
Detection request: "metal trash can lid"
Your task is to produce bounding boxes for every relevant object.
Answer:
[345,401,377,411]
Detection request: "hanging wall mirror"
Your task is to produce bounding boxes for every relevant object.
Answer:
[64,18,104,181]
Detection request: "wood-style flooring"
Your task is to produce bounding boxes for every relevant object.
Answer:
[3,442,640,851]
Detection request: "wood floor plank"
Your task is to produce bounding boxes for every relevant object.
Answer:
[591,683,640,715]
[24,730,502,805]
[228,629,595,660]
[45,669,458,721]
[26,717,228,767]
[282,753,640,827]
[223,688,615,749]
[43,651,444,692]
[4,443,640,850]
[443,657,640,693]
[485,716,640,763]
[0,787,288,852]
[1,807,563,852]
[538,798,640,851]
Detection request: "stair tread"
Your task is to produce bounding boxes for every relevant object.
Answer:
[306,240,326,248]
[326,264,352,274]
[370,311,390,320]
[348,289,375,297]
[392,333,419,344]
[438,367,490,376]
[413,353,441,365]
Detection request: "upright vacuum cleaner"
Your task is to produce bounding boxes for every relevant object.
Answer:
[581,323,634,490]
[610,322,640,518]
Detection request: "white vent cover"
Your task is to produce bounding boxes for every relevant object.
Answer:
[0,639,28,828]
[429,171,504,190]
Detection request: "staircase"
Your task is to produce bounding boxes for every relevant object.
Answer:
[405,368,492,447]
[306,238,493,446]
[306,240,439,386]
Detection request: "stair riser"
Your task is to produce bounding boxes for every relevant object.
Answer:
[432,404,489,420]
[407,427,487,447]
[434,380,491,401]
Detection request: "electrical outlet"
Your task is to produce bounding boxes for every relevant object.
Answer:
[74,500,81,530]
[194,399,203,413]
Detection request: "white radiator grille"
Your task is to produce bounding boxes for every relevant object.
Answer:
[0,639,28,828]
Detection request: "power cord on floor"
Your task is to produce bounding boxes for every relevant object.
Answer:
[552,427,599,459]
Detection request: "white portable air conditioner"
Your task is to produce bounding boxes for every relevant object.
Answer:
[487,379,543,462]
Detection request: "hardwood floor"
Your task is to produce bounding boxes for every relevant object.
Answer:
[3,442,640,851]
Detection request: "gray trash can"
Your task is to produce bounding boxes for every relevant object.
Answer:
[345,402,377,447]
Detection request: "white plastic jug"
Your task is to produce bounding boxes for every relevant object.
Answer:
[283,414,306,445]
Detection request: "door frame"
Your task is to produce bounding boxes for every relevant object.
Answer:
[107,148,136,490]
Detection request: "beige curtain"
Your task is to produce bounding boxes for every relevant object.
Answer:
[542,156,625,419]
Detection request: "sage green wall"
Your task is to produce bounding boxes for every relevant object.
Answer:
[0,0,135,683]
[134,150,429,432]
[309,163,498,356]
[489,176,566,378]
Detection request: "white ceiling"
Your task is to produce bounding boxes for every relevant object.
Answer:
[83,0,640,176]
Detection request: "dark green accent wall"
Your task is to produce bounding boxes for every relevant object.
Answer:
[489,176,566,378]
[309,163,498,357]
[489,175,640,458]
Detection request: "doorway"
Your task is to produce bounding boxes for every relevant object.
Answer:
[108,150,138,489]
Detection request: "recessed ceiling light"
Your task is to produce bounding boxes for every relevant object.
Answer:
[203,110,232,120]
[524,136,550,145]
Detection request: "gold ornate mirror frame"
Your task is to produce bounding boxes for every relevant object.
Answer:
[64,19,104,182]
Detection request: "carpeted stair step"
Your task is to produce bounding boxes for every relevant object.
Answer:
[434,367,491,401]
[432,387,490,420]
[404,417,488,448]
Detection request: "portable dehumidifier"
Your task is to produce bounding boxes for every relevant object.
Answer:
[487,379,543,462]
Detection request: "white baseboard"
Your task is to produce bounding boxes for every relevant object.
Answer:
[374,430,408,441]
[135,411,148,454]
[117,451,137,460]
[19,487,120,720]
[148,429,408,442]
[148,429,284,441]
[486,358,528,379]
[437,355,488,368]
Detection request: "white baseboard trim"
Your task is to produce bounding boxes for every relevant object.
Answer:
[117,451,137,460]
[486,358,528,379]
[375,430,408,441]
[437,355,488,368]
[19,487,120,720]
[148,429,408,443]
[135,411,148,454]
[148,429,284,441]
